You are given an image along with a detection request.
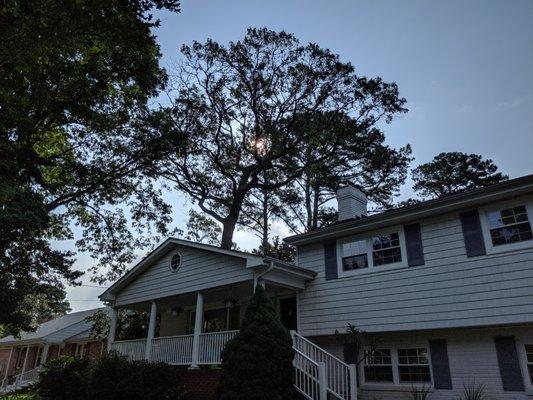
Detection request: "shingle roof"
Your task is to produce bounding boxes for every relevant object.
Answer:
[0,308,103,346]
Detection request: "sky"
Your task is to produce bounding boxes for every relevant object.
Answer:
[65,0,533,311]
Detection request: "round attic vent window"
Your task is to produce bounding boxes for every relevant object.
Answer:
[170,253,182,272]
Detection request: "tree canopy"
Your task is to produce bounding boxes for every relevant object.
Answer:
[411,152,508,199]
[157,27,409,248]
[1,0,181,336]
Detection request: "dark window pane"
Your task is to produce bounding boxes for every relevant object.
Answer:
[399,365,431,383]
[490,222,533,246]
[373,247,402,266]
[364,366,394,382]
[343,254,368,271]
[366,349,391,364]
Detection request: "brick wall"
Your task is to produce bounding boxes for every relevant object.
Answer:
[181,369,221,400]
[86,341,104,360]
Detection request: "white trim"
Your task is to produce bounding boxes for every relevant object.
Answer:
[74,343,87,358]
[336,225,408,278]
[516,331,533,390]
[479,197,533,255]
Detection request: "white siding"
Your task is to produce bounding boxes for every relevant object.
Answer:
[297,208,533,336]
[311,326,533,400]
[115,245,253,306]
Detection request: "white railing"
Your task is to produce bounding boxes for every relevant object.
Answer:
[151,334,194,365]
[292,331,357,400]
[10,367,41,391]
[293,348,325,400]
[198,330,239,364]
[111,338,147,361]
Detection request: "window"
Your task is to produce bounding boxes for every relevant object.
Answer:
[364,349,393,382]
[487,205,533,246]
[75,343,86,358]
[15,348,26,368]
[34,347,43,367]
[397,348,431,383]
[339,228,406,276]
[372,233,402,266]
[526,344,533,385]
[342,240,368,271]
[170,253,182,272]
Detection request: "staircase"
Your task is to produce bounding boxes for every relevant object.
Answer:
[0,367,41,394]
[291,331,357,400]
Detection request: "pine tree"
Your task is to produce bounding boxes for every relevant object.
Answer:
[218,285,294,400]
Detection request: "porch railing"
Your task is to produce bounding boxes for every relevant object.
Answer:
[111,338,147,361]
[151,334,194,365]
[198,330,239,364]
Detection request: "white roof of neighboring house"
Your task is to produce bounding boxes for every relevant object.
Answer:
[0,308,104,346]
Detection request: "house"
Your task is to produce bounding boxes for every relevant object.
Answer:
[0,308,105,392]
[93,174,532,399]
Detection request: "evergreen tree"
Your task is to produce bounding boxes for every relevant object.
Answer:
[219,285,294,400]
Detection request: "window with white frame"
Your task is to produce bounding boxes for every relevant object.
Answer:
[397,348,431,383]
[486,205,533,246]
[526,344,533,385]
[15,348,26,368]
[74,343,86,358]
[372,233,402,266]
[340,229,405,274]
[342,240,368,271]
[363,349,393,382]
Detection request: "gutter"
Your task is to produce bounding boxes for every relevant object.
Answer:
[253,261,274,289]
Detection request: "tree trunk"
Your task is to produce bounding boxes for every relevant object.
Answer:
[261,188,269,253]
[221,216,238,249]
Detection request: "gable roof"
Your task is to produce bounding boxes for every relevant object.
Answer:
[99,238,265,302]
[0,308,103,346]
[285,173,533,245]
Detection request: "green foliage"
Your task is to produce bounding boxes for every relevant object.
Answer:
[36,354,184,400]
[252,236,296,262]
[89,353,184,400]
[185,209,222,245]
[87,309,149,341]
[218,285,294,400]
[0,394,40,400]
[457,382,487,400]
[406,385,432,400]
[159,27,409,248]
[412,152,508,199]
[0,0,181,336]
[38,356,91,400]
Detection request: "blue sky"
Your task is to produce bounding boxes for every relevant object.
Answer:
[65,0,533,311]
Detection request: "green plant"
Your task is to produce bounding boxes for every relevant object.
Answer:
[88,353,184,400]
[37,356,91,400]
[218,285,295,400]
[407,384,432,400]
[458,382,487,400]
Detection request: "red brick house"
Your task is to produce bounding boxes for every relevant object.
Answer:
[0,308,105,392]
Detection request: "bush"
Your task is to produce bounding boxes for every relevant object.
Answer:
[88,352,184,400]
[218,285,294,400]
[36,353,185,400]
[38,356,90,400]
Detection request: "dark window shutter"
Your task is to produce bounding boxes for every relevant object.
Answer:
[494,336,525,391]
[429,339,452,389]
[324,241,338,280]
[404,223,425,266]
[459,209,486,257]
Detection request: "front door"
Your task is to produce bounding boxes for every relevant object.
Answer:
[279,297,298,331]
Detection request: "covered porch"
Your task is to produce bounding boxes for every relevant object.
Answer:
[106,259,315,367]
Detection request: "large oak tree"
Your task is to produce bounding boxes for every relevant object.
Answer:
[159,28,408,248]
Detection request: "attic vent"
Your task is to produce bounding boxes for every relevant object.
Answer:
[170,253,182,272]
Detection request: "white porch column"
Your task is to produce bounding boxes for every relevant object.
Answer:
[144,300,157,361]
[107,307,118,351]
[21,345,30,374]
[189,292,204,369]
[41,343,50,365]
[2,347,14,386]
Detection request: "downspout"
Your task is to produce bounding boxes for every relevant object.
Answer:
[253,261,274,291]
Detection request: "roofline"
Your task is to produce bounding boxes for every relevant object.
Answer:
[100,238,264,301]
[285,173,533,245]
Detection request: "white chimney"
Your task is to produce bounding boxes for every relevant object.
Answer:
[337,184,367,221]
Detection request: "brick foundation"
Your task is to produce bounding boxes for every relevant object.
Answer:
[181,368,221,400]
